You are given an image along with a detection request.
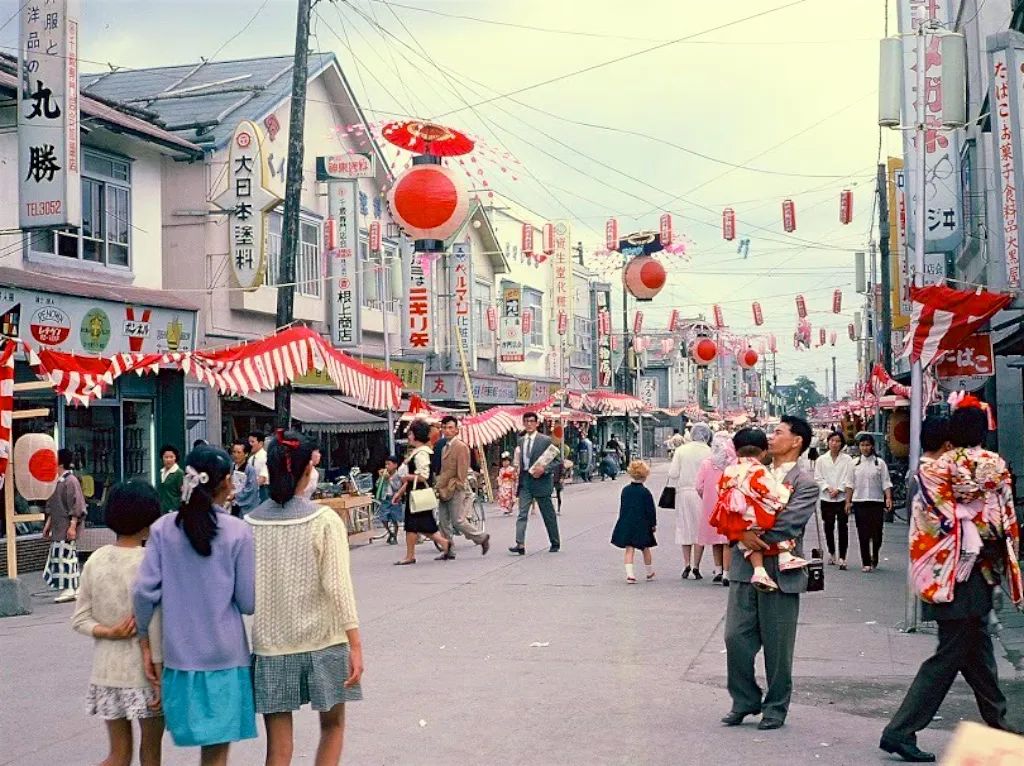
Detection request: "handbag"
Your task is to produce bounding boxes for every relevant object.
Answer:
[805,500,826,593]
[658,484,677,509]
[409,475,438,514]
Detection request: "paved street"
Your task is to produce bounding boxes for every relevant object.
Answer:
[2,462,1021,766]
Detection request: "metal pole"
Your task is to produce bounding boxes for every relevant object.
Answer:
[621,277,631,463]
[273,0,313,427]
[877,162,894,371]
[832,355,838,401]
[381,252,395,455]
[870,240,881,434]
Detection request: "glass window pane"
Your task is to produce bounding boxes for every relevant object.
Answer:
[31,229,54,254]
[57,231,78,259]
[81,237,101,262]
[108,243,129,267]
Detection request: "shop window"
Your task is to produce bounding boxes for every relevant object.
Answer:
[266,211,323,297]
[29,149,131,268]
[522,287,543,348]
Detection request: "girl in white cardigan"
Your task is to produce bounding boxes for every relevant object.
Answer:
[245,429,364,766]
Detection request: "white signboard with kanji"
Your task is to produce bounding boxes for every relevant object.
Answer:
[18,0,81,230]
[451,242,474,363]
[499,284,524,363]
[551,220,573,348]
[405,251,432,354]
[638,376,659,408]
[326,180,360,348]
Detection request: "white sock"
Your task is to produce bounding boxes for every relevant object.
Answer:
[778,552,793,565]
[625,563,635,579]
[753,565,768,578]
[645,563,655,577]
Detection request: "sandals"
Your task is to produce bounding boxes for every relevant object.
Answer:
[626,576,637,584]
[646,571,656,581]
[394,559,416,566]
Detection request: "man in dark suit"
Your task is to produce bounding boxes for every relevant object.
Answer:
[508,411,561,555]
[722,416,817,732]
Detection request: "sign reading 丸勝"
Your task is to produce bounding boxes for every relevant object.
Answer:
[215,121,282,290]
[499,284,525,363]
[18,0,81,230]
[326,180,361,348]
[451,242,474,361]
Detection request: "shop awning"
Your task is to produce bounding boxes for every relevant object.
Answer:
[242,391,387,434]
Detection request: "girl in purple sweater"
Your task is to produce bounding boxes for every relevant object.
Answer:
[133,446,256,764]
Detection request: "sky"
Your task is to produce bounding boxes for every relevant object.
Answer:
[1,0,900,396]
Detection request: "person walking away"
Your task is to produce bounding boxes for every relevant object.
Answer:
[669,423,712,580]
[552,442,569,514]
[378,455,406,544]
[248,431,270,503]
[815,432,854,569]
[722,416,818,731]
[434,415,491,559]
[508,412,562,555]
[611,460,658,582]
[245,429,364,766]
[880,402,1023,762]
[845,434,893,572]
[696,432,735,586]
[133,445,257,764]
[711,429,806,593]
[158,445,184,514]
[229,440,260,517]
[42,448,87,603]
[577,435,593,482]
[72,481,164,766]
[496,453,517,515]
[390,419,452,565]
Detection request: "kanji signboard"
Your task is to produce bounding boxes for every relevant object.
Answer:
[451,242,474,360]
[326,180,361,348]
[499,284,524,363]
[551,220,573,349]
[935,333,994,391]
[987,31,1024,289]
[404,250,432,354]
[18,0,81,230]
[315,153,376,180]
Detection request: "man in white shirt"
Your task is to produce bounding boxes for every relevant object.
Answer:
[814,432,855,569]
[248,431,270,503]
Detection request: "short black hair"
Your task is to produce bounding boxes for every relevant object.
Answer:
[857,433,876,447]
[105,480,161,536]
[733,427,769,453]
[409,419,432,444]
[248,431,265,444]
[440,415,458,427]
[522,411,539,423]
[230,439,250,453]
[950,406,987,448]
[920,416,951,453]
[192,439,208,449]
[385,454,402,465]
[159,444,179,461]
[780,415,812,454]
[57,448,74,469]
[826,431,845,446]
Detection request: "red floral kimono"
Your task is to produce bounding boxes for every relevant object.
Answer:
[909,447,1022,608]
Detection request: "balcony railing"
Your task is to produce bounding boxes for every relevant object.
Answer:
[266,232,322,298]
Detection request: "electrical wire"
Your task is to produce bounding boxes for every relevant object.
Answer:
[205,0,274,64]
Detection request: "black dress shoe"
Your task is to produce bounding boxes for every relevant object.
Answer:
[548,545,560,553]
[692,569,703,580]
[712,572,723,583]
[879,737,935,762]
[480,535,491,555]
[508,545,526,556]
[720,710,758,726]
[757,717,785,730]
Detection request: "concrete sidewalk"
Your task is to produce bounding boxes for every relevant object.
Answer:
[1,462,1020,765]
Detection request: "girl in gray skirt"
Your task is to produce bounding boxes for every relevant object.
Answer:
[245,429,364,765]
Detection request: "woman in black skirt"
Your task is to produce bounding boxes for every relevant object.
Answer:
[611,460,658,583]
[391,419,451,565]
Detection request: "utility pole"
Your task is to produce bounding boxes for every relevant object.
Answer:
[877,162,893,371]
[832,355,838,401]
[621,277,631,463]
[274,0,313,426]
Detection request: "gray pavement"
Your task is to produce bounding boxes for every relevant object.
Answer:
[1,461,1021,765]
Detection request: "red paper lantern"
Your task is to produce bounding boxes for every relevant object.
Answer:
[542,223,555,255]
[388,160,469,252]
[796,294,807,319]
[13,433,58,501]
[369,220,381,252]
[667,309,680,332]
[522,309,533,335]
[690,338,718,365]
[819,327,827,346]
[782,199,796,232]
[633,310,644,335]
[622,255,666,301]
[848,323,856,340]
[722,208,736,241]
[713,304,725,329]
[522,223,534,255]
[739,348,759,369]
[769,333,777,353]
[557,311,568,336]
[659,213,673,246]
[830,331,837,346]
[605,218,618,252]
[840,189,853,224]
[486,306,497,332]
[832,289,842,314]
[752,301,764,326]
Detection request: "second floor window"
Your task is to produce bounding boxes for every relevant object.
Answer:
[473,281,493,350]
[29,150,131,268]
[522,287,543,348]
[266,212,322,298]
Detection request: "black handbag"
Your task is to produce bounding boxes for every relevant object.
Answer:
[657,485,676,509]
[805,501,826,593]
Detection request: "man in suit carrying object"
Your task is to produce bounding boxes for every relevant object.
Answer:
[508,412,562,555]
[722,415,817,732]
[434,415,491,559]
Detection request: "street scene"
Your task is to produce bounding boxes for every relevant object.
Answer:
[1,0,1024,765]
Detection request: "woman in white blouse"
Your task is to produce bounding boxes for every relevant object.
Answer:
[844,434,893,572]
[814,432,854,569]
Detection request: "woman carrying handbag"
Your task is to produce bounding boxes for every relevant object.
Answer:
[391,419,452,565]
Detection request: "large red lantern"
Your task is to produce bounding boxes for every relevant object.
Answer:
[722,208,736,241]
[690,338,718,365]
[622,255,666,301]
[388,158,469,252]
[738,347,759,369]
[782,199,796,232]
[13,433,59,501]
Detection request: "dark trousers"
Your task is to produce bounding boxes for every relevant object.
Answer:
[820,501,848,559]
[516,488,560,548]
[725,582,801,721]
[883,616,1011,745]
[853,501,885,567]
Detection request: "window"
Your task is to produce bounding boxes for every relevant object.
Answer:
[266,211,322,298]
[473,280,493,350]
[358,239,400,311]
[571,316,593,369]
[30,150,131,267]
[523,287,543,348]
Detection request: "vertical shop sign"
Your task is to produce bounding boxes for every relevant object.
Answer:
[451,242,474,359]
[405,252,432,353]
[326,180,361,347]
[18,0,81,229]
[499,284,525,362]
[987,34,1024,289]
[596,290,613,388]
[551,220,573,348]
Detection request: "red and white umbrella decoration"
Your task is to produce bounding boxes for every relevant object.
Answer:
[381,120,475,157]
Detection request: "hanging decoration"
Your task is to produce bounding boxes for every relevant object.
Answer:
[659,213,673,246]
[839,189,853,225]
[848,323,856,341]
[752,302,764,326]
[0,340,14,490]
[12,432,58,501]
[622,254,667,302]
[795,294,807,319]
[830,331,837,346]
[737,238,750,258]
[832,289,843,314]
[903,284,1012,367]
[605,218,619,252]
[633,311,644,336]
[794,318,812,350]
[690,338,718,365]
[782,199,796,233]
[667,309,680,333]
[818,327,827,347]
[522,223,534,257]
[557,311,568,336]
[768,333,777,353]
[660,338,675,356]
[542,223,555,255]
[486,306,498,332]
[381,120,476,157]
[713,304,725,329]
[722,208,736,241]
[738,348,759,369]
[388,159,469,253]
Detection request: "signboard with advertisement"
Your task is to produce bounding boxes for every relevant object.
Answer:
[424,372,516,404]
[988,35,1024,289]
[451,243,474,360]
[516,379,561,404]
[315,153,376,180]
[18,0,81,230]
[551,221,573,347]
[595,288,613,388]
[293,356,424,392]
[326,180,361,348]
[935,332,994,392]
[405,250,432,354]
[639,376,659,408]
[499,283,524,363]
[887,158,910,329]
[0,286,196,355]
